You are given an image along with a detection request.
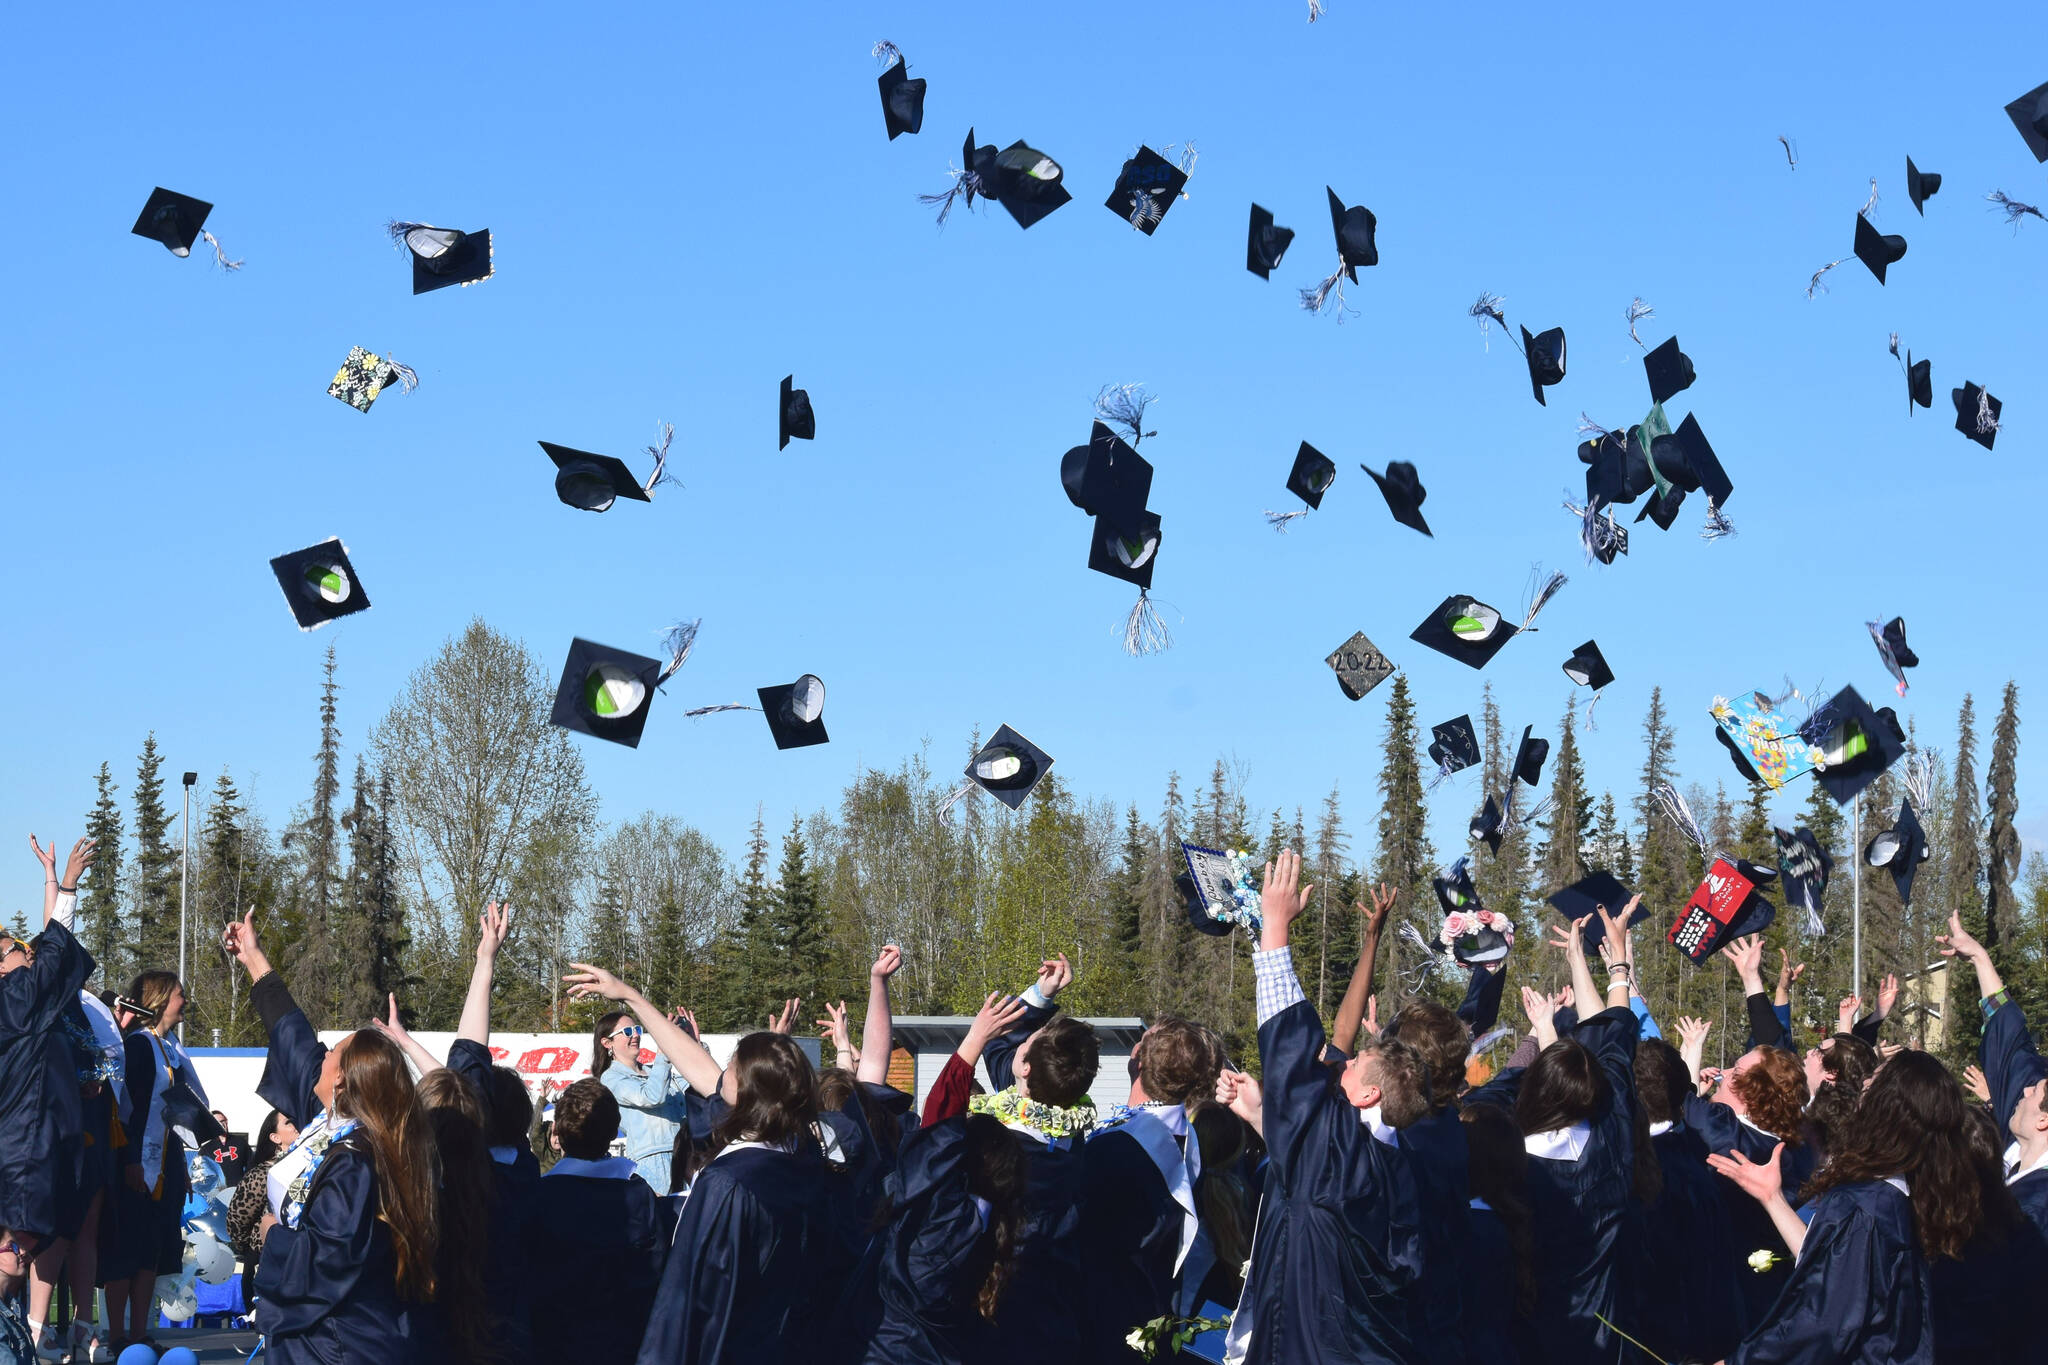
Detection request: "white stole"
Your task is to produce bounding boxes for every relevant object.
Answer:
[1097,1104,1203,1276]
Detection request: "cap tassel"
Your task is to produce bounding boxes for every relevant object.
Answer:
[643,421,678,495]
[1501,790,1552,840]
[373,356,419,395]
[1777,135,1797,170]
[1094,382,1158,446]
[1901,749,1939,810]
[1805,258,1845,298]
[682,703,754,718]
[1263,508,1311,533]
[1700,500,1736,542]
[1122,590,1173,656]
[1468,293,1509,352]
[1396,920,1454,991]
[1989,190,2045,229]
[1306,0,1326,20]
[1564,497,1619,565]
[1625,298,1654,349]
[1583,688,1601,731]
[936,779,977,824]
[1519,567,1567,630]
[384,220,435,249]
[199,230,242,272]
[1575,414,1612,441]
[918,164,984,228]
[1468,1026,1515,1060]
[1976,388,2002,437]
[871,39,904,67]
[1299,264,1356,320]
[1652,781,1710,859]
[656,618,701,689]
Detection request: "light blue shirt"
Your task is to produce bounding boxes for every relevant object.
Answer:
[598,1055,693,1195]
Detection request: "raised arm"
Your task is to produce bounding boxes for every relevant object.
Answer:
[1941,909,2042,1130]
[562,962,722,1097]
[1546,913,1604,1018]
[456,902,510,1047]
[983,954,1068,1091]
[857,944,900,1085]
[32,836,93,930]
[367,994,443,1077]
[224,909,326,1125]
[1675,1015,1712,1093]
[927,991,1030,1122]
[1253,849,1338,1174]
[1723,935,1787,1049]
[1332,883,1395,1056]
[1704,1143,1807,1259]
[817,1001,858,1071]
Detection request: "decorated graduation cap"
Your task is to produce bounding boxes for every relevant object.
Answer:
[1563,640,1614,693]
[1410,596,1515,669]
[1866,617,1918,697]
[540,438,667,513]
[1643,337,1695,406]
[1521,325,1567,406]
[1178,843,1261,939]
[1433,856,1480,915]
[1105,144,1194,235]
[1364,461,1432,537]
[1864,798,1930,906]
[388,221,492,293]
[1300,185,1376,315]
[132,187,239,268]
[1905,156,1941,214]
[780,376,816,450]
[1952,382,2002,451]
[1654,783,1779,964]
[1802,685,1906,805]
[1428,715,1480,782]
[1432,877,1514,966]
[1852,212,1907,286]
[2004,80,2048,162]
[965,725,1054,810]
[1546,870,1647,954]
[1710,689,1824,790]
[921,129,1070,229]
[1890,334,1932,413]
[1325,630,1394,701]
[1247,203,1294,279]
[758,675,829,750]
[550,639,663,748]
[1089,511,1169,654]
[328,347,418,413]
[1062,421,1155,526]
[1266,442,1336,531]
[270,538,371,632]
[873,42,925,140]
[1774,825,1834,938]
[1513,726,1549,787]
[1470,794,1504,856]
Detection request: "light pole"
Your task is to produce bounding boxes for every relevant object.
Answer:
[180,771,197,1040]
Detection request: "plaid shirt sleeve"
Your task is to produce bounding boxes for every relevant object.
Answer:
[1985,987,2012,1023]
[1253,947,1307,1026]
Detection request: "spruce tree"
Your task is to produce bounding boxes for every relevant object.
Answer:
[1942,696,1987,1061]
[337,759,411,1023]
[292,644,346,1014]
[367,770,410,1011]
[1372,674,1434,997]
[1109,805,1148,976]
[1309,784,1353,1017]
[769,815,829,1009]
[1737,783,1775,866]
[707,808,777,1028]
[1536,701,1591,895]
[79,762,126,986]
[1985,682,2022,950]
[1634,688,1687,914]
[586,872,630,977]
[647,895,687,1011]
[131,733,177,973]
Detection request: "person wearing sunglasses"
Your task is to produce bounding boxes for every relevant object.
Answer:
[592,1011,693,1194]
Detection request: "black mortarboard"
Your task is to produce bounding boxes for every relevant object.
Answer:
[131,187,212,257]
[1247,204,1294,279]
[1669,413,1732,509]
[1364,461,1432,537]
[1286,443,1337,510]
[758,675,829,750]
[1864,799,1930,905]
[1177,873,1232,938]
[1325,631,1394,701]
[1952,382,2002,451]
[875,45,925,140]
[966,724,1052,809]
[270,538,371,632]
[1410,595,1517,669]
[1634,484,1687,529]
[1774,825,1833,931]
[1088,511,1161,590]
[1326,186,1378,279]
[989,141,1071,229]
[551,639,661,748]
[2004,81,2048,163]
[1867,616,1918,696]
[1521,326,1567,406]
[1105,146,1189,235]
[1643,336,1695,406]
[1904,353,1932,410]
[1433,857,1481,915]
[1429,715,1481,776]
[1668,857,1777,964]
[540,441,653,513]
[1853,213,1907,285]
[1471,794,1504,856]
[391,222,493,294]
[1905,156,1941,214]
[1547,871,1646,953]
[1803,685,1906,805]
[1580,429,1656,508]
[1062,422,1154,527]
[1513,726,1549,787]
[780,376,815,450]
[1563,640,1613,692]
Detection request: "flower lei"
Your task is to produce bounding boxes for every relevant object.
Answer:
[59,1010,122,1088]
[1126,1311,1232,1360]
[281,1117,359,1230]
[1441,908,1514,951]
[970,1086,1097,1140]
[1094,1099,1169,1130]
[1209,849,1263,934]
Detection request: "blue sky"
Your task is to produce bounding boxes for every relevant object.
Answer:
[5,1,2046,917]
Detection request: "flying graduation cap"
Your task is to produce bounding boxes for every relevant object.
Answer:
[921,129,1071,229]
[270,538,371,631]
[1246,204,1294,279]
[387,221,492,293]
[780,376,816,450]
[1774,825,1834,938]
[1952,382,2002,450]
[1866,617,1918,696]
[873,42,925,140]
[1905,156,1941,214]
[1470,794,1504,856]
[550,639,664,748]
[1409,571,1566,672]
[1062,422,1154,526]
[1653,782,1779,964]
[1639,412,1735,539]
[132,188,240,269]
[540,434,674,513]
[1643,337,1695,406]
[2004,80,2048,162]
[1547,871,1648,955]
[1852,212,1907,285]
[1105,144,1194,235]
[328,347,418,413]
[1563,640,1614,693]
[1864,799,1930,906]
[1301,186,1377,316]
[940,724,1054,815]
[1710,689,1824,790]
[1178,843,1263,939]
[1466,294,1563,403]
[758,675,829,749]
[1803,685,1907,805]
[1513,726,1549,787]
[1428,715,1480,782]
[1364,461,1432,537]
[1325,631,1394,701]
[1266,442,1335,531]
[1890,334,1932,413]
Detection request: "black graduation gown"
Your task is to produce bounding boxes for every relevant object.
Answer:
[1928,1223,2040,1364]
[1683,1091,1817,1329]
[1462,1203,1535,1365]
[635,1144,834,1365]
[530,1167,671,1362]
[1080,1113,1185,1364]
[1236,998,1423,1365]
[0,917,92,1239]
[1466,1005,1642,1365]
[252,1137,416,1365]
[252,971,329,1129]
[1400,1105,1472,1365]
[445,1038,537,1365]
[855,1117,1002,1365]
[1635,1122,1743,1363]
[1729,1179,1931,1364]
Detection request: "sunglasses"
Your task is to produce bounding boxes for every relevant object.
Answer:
[607,1027,643,1043]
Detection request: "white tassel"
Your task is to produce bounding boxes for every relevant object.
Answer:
[1520,568,1567,629]
[1625,297,1654,348]
[682,703,753,718]
[657,619,701,687]
[1263,508,1311,533]
[936,780,976,824]
[871,40,904,65]
[200,230,242,272]
[1805,259,1845,298]
[1307,0,1326,20]
[1300,265,1355,320]
[1989,190,2046,228]
[1652,781,1709,857]
[643,421,678,494]
[1122,591,1172,656]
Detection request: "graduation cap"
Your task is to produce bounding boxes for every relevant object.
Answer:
[1088,511,1161,590]
[1905,156,1941,215]
[780,376,815,450]
[2004,80,2048,163]
[1864,799,1930,906]
[328,347,418,414]
[550,639,662,748]
[1668,857,1778,965]
[1062,422,1154,527]
[873,42,925,140]
[1410,595,1517,670]
[758,675,829,750]
[1301,187,1376,314]
[1285,442,1338,511]
[1852,213,1907,285]
[388,221,492,293]
[1432,859,1513,964]
[541,441,655,513]
[1325,631,1394,701]
[1521,326,1567,406]
[1580,429,1656,509]
[270,538,371,631]
[924,130,1071,229]
[1801,685,1906,805]
[1106,145,1190,235]
[1711,691,1824,790]
[1246,204,1294,279]
[1470,794,1504,856]
[1428,715,1481,778]
[1364,461,1432,537]
[1891,335,1933,412]
[1643,337,1695,406]
[1178,843,1261,939]
[1952,382,2002,451]
[1546,871,1646,954]
[1513,726,1549,787]
[1563,640,1614,693]
[1634,484,1686,530]
[1433,856,1481,915]
[1866,617,1918,697]
[131,187,232,265]
[965,725,1053,810]
[1774,825,1834,937]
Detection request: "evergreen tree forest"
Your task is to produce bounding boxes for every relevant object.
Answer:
[50,619,2048,1078]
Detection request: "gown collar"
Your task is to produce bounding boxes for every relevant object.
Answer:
[2008,1146,2048,1186]
[1523,1120,1592,1161]
[1647,1119,1675,1137]
[546,1155,637,1180]
[1359,1104,1399,1147]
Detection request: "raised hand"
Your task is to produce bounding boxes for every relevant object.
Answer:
[1546,916,1590,968]
[476,902,511,960]
[1936,909,1987,963]
[61,837,96,888]
[370,992,411,1043]
[1875,973,1900,1020]
[1553,985,1575,1013]
[871,944,903,980]
[817,1001,856,1062]
[960,991,1031,1065]
[768,998,802,1035]
[1522,985,1559,1048]
[1363,995,1380,1038]
[1220,1069,1264,1135]
[1675,1015,1711,1051]
[1963,1063,1992,1104]
[30,835,56,879]
[222,907,272,981]
[1720,933,1765,987]
[1600,897,1637,966]
[1777,947,1806,987]
[673,1005,700,1039]
[1836,995,1862,1034]
[1358,883,1396,938]
[1259,849,1315,948]
[562,962,634,1003]
[1706,1142,1785,1206]
[1035,953,1074,999]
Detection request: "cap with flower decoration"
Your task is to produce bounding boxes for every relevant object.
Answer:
[1179,843,1262,939]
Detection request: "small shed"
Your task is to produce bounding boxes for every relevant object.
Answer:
[891,1015,1148,1114]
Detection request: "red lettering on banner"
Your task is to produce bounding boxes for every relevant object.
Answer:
[488,1047,509,1062]
[517,1047,579,1074]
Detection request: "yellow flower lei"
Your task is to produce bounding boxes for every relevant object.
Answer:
[970,1086,1097,1139]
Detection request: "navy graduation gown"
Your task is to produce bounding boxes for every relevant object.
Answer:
[252,971,329,1128]
[1462,1204,1535,1365]
[1237,999,1423,1365]
[1684,1091,1817,1329]
[1730,1179,1931,1364]
[856,1117,1002,1365]
[1400,1105,1472,1365]
[0,917,92,1239]
[987,1126,1088,1364]
[1466,1005,1642,1365]
[1929,1223,2042,1364]
[1080,1115,1184,1364]
[1636,1123,1743,1363]
[530,1167,670,1362]
[636,1144,834,1365]
[253,1138,415,1365]
[445,1038,538,1364]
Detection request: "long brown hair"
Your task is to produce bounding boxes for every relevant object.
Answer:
[710,1033,816,1156]
[124,971,181,1035]
[415,1069,494,1362]
[1729,1047,1808,1145]
[963,1114,1028,1320]
[1514,1039,1608,1136]
[332,1030,441,1303]
[1189,1100,1256,1280]
[590,1011,630,1081]
[1462,1102,1537,1317]
[1803,1050,1986,1261]
[1807,1034,1878,1152]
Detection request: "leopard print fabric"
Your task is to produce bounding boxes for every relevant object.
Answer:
[226,1157,277,1262]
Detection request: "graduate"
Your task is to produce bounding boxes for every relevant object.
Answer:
[1465,900,1642,1365]
[1803,1030,1880,1158]
[1943,909,2048,1235]
[1081,1016,1226,1362]
[1383,983,1483,1365]
[1630,1037,1743,1363]
[1457,1102,1537,1362]
[1227,849,1428,1365]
